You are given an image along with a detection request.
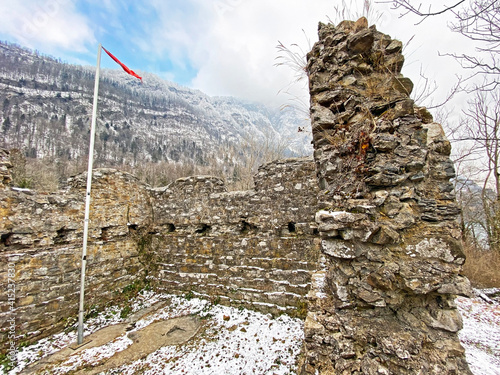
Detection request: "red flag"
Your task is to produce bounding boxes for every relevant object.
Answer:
[102,47,142,81]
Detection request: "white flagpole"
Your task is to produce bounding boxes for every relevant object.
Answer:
[77,43,102,345]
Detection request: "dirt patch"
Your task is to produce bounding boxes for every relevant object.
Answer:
[22,301,201,375]
[73,315,200,375]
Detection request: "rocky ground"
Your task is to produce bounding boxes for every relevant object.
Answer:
[457,289,500,375]
[2,289,499,375]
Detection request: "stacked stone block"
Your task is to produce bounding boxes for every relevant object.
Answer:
[0,158,321,348]
[149,157,321,313]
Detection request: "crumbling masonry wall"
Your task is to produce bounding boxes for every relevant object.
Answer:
[0,155,321,348]
[148,158,320,312]
[0,166,152,345]
[299,18,471,374]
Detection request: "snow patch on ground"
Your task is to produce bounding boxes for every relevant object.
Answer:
[111,304,303,375]
[2,290,499,375]
[456,293,500,375]
[53,335,133,375]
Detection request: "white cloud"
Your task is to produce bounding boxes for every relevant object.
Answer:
[188,0,335,107]
[0,0,95,53]
[134,0,336,107]
[140,0,473,109]
[0,0,479,114]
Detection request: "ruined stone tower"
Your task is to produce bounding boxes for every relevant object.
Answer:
[300,18,472,374]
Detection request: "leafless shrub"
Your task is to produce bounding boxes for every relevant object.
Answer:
[121,161,223,188]
[10,149,60,192]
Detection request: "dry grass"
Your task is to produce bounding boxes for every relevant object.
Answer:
[462,242,500,288]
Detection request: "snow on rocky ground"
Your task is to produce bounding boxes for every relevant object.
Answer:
[111,303,303,375]
[3,289,500,375]
[456,289,500,375]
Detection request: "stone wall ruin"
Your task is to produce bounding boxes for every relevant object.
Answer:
[300,18,471,374]
[0,167,152,343]
[0,156,321,346]
[148,158,321,312]
[0,17,472,374]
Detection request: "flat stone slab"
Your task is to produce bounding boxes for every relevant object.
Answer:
[73,315,201,375]
[22,301,201,374]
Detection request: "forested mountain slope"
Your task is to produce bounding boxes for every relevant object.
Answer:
[0,41,311,176]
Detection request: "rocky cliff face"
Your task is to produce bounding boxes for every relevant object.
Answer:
[0,148,12,188]
[300,18,471,374]
[0,41,311,169]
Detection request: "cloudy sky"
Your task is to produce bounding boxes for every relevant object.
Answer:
[0,0,477,109]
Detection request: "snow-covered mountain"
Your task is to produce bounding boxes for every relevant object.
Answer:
[0,41,312,170]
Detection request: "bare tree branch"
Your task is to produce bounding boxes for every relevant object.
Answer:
[454,88,500,250]
[378,0,466,24]
[385,1,500,78]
